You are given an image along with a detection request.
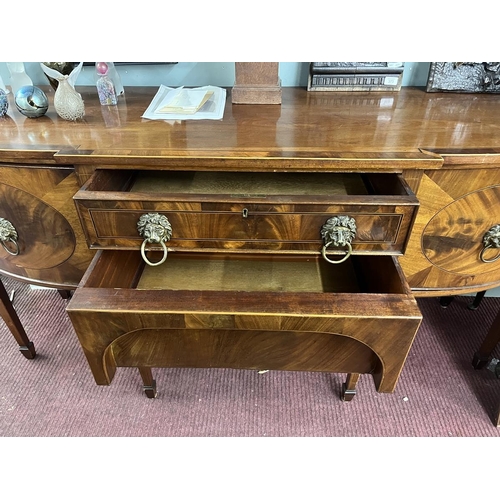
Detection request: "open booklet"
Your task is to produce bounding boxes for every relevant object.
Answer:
[142,85,226,121]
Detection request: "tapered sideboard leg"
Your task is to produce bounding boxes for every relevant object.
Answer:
[138,367,157,399]
[472,309,500,369]
[0,278,36,359]
[341,373,360,401]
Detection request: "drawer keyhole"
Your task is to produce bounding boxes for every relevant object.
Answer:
[242,208,249,218]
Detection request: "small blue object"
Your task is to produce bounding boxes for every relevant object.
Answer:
[14,85,48,118]
[0,89,8,116]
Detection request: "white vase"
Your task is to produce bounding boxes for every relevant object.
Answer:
[40,62,85,121]
[6,62,33,95]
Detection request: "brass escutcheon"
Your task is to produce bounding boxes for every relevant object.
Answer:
[137,213,172,267]
[0,217,19,256]
[480,224,500,263]
[320,215,357,264]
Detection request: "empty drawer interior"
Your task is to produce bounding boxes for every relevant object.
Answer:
[81,169,415,199]
[83,251,409,296]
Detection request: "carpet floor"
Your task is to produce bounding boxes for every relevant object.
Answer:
[0,276,499,437]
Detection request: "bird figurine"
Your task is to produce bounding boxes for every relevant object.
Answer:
[40,62,85,121]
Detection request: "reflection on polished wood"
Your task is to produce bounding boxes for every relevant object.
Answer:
[3,86,500,169]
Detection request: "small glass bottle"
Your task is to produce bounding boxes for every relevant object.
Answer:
[0,89,8,117]
[95,62,117,106]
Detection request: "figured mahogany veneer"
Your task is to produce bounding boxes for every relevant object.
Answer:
[67,250,422,397]
[74,169,418,255]
[0,164,93,288]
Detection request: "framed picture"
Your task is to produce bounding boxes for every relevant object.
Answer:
[307,62,404,92]
[426,62,500,93]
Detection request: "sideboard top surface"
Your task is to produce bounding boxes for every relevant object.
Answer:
[1,86,499,169]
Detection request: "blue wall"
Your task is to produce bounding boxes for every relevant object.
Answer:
[0,62,431,89]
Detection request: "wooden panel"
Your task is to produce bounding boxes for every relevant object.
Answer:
[232,62,281,104]
[3,86,497,171]
[400,168,500,295]
[110,328,378,374]
[0,165,93,288]
[85,208,408,252]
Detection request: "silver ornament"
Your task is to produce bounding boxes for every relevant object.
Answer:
[14,86,48,118]
[0,89,8,116]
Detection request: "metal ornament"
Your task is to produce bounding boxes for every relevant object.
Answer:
[137,213,172,267]
[14,86,48,118]
[0,217,19,255]
[427,62,500,93]
[320,215,357,264]
[0,89,8,117]
[480,224,500,263]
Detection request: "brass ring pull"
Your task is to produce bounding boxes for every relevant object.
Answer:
[0,218,20,256]
[480,224,500,263]
[322,240,353,264]
[137,213,172,267]
[480,245,500,263]
[0,238,19,256]
[140,239,168,267]
[320,215,357,265]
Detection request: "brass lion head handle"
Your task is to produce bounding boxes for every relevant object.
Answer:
[137,213,172,267]
[0,217,20,256]
[480,224,500,263]
[320,215,357,264]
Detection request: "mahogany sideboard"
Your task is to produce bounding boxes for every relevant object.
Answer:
[1,86,499,399]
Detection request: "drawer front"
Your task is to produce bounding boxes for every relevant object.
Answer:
[74,170,419,255]
[67,250,422,395]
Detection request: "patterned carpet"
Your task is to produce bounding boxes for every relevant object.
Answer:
[0,275,499,437]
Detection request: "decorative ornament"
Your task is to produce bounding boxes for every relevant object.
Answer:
[0,89,8,117]
[0,73,8,93]
[6,62,33,95]
[95,62,117,105]
[14,86,49,118]
[40,62,85,121]
[42,62,77,90]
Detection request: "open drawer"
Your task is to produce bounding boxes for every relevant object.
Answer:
[66,250,422,399]
[74,169,419,255]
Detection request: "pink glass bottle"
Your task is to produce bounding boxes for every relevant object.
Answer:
[95,62,117,106]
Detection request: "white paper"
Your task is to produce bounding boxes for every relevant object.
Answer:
[142,85,226,121]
